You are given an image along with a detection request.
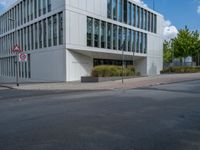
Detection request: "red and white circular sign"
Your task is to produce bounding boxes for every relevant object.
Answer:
[19,53,27,62]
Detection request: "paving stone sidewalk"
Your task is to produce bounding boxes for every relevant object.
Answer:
[1,73,200,91]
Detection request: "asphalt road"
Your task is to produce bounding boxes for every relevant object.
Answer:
[0,80,200,150]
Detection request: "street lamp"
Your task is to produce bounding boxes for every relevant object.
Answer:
[9,18,19,87]
[121,42,125,84]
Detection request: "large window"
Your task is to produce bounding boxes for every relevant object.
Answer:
[112,0,117,20]
[87,17,93,47]
[132,30,135,52]
[39,21,42,48]
[128,29,131,52]
[53,15,57,46]
[123,0,128,24]
[118,26,122,50]
[43,19,47,47]
[101,21,106,48]
[87,16,148,54]
[113,25,117,50]
[118,0,122,22]
[128,2,131,25]
[107,23,112,49]
[34,23,38,49]
[132,4,135,26]
[59,12,64,45]
[48,17,52,47]
[94,19,100,47]
[107,0,112,19]
[47,0,52,12]
[123,28,127,51]
[43,0,46,14]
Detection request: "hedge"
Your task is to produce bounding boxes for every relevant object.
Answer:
[161,66,200,73]
[91,65,135,77]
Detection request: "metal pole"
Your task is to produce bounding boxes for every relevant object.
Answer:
[10,18,19,86]
[122,46,124,84]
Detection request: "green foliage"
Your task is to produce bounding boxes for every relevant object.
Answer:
[163,41,172,63]
[172,27,200,60]
[91,65,136,77]
[161,66,200,74]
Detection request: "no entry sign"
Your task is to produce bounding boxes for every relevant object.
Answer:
[18,53,27,62]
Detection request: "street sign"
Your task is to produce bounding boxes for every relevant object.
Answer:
[11,45,23,54]
[18,53,27,62]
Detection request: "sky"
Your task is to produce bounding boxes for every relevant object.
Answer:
[0,0,200,40]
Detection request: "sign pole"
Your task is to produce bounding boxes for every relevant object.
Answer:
[10,18,19,87]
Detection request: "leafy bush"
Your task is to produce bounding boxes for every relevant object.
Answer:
[91,65,135,77]
[161,66,200,74]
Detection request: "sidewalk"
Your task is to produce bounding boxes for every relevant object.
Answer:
[1,73,200,91]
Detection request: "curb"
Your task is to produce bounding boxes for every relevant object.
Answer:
[0,84,15,90]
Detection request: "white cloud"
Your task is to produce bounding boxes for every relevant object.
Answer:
[197,5,200,14]
[163,20,178,41]
[133,0,148,7]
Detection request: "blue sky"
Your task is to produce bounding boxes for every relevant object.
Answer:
[143,0,200,31]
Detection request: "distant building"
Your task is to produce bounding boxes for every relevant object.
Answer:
[0,0,165,82]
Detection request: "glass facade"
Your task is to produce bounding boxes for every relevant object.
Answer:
[107,0,157,34]
[87,17,147,54]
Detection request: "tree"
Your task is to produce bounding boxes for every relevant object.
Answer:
[163,41,172,64]
[172,27,192,59]
[172,27,200,65]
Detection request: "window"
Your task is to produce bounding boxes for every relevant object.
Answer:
[123,28,127,51]
[113,25,117,50]
[112,0,117,20]
[27,27,30,50]
[137,6,140,28]
[123,0,128,23]
[128,2,131,25]
[28,54,31,78]
[47,0,52,12]
[132,30,135,52]
[144,34,147,53]
[48,17,52,46]
[39,21,42,48]
[101,21,106,48]
[24,28,27,51]
[31,25,34,49]
[43,19,47,47]
[136,31,139,53]
[53,15,57,46]
[151,13,154,32]
[140,8,143,29]
[154,14,157,33]
[94,19,100,47]
[34,0,37,18]
[107,0,112,19]
[148,11,151,31]
[140,32,143,53]
[39,0,42,16]
[43,0,46,14]
[87,17,93,47]
[132,4,135,26]
[128,29,131,52]
[118,0,122,22]
[59,12,64,45]
[144,10,147,30]
[107,23,112,49]
[35,23,38,49]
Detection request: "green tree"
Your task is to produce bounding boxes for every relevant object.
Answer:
[172,27,192,60]
[163,41,172,63]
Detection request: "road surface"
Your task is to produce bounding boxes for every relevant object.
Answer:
[0,80,200,150]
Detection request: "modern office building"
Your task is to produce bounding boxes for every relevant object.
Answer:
[0,0,165,82]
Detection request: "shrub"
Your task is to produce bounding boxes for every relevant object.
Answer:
[91,65,135,77]
[161,66,200,74]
